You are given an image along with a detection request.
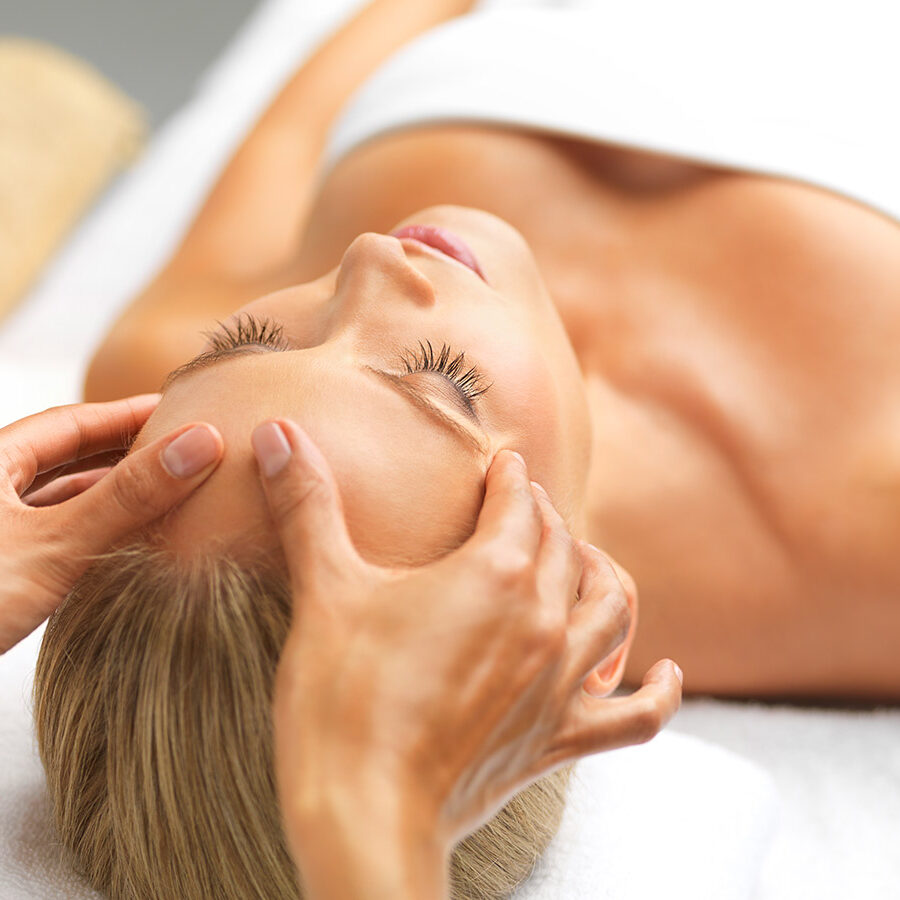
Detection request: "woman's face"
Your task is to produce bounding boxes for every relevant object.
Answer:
[136,205,591,564]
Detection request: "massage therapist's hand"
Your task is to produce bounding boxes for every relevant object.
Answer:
[0,395,223,652]
[252,419,683,900]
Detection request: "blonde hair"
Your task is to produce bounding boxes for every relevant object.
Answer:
[33,544,571,899]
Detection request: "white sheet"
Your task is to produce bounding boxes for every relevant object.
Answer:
[1,0,897,897]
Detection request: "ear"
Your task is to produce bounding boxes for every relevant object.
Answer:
[582,561,639,698]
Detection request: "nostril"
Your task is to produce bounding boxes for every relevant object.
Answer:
[385,236,438,307]
[340,231,436,306]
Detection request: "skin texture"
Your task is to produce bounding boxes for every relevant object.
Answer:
[135,207,591,567]
[87,0,900,699]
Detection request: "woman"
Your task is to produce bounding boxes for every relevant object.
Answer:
[82,0,900,699]
[31,0,899,895]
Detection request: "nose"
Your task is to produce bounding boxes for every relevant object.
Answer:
[336,232,436,307]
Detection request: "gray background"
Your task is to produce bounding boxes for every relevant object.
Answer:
[1,0,262,127]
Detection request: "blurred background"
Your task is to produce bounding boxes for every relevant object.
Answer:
[1,0,261,126]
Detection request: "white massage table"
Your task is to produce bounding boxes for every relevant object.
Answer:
[1,1,898,897]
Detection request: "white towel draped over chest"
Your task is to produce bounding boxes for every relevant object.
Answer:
[323,0,900,224]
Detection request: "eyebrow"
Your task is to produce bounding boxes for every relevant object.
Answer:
[161,344,489,455]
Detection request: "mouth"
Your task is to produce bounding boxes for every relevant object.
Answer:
[389,225,487,282]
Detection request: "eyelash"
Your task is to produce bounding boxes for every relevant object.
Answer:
[399,340,491,409]
[205,314,290,353]
[207,315,492,407]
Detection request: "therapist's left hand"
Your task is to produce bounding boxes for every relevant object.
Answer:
[0,395,223,653]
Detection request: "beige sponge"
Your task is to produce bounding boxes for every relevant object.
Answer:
[0,38,146,320]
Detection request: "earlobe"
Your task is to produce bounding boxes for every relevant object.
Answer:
[582,566,639,698]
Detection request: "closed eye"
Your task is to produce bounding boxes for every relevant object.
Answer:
[365,368,489,455]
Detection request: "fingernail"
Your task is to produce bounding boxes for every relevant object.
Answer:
[161,425,220,478]
[508,450,526,468]
[530,480,548,498]
[673,662,684,685]
[251,422,292,478]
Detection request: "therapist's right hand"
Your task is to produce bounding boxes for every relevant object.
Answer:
[253,418,682,899]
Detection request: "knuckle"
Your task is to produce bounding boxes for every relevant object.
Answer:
[547,519,577,556]
[488,467,530,501]
[630,698,664,744]
[583,546,619,586]
[607,589,633,646]
[602,554,638,603]
[544,621,569,659]
[270,470,331,521]
[544,507,573,540]
[525,608,568,659]
[513,478,543,519]
[58,405,93,453]
[109,462,156,517]
[486,547,536,591]
[617,568,639,605]
[0,444,29,486]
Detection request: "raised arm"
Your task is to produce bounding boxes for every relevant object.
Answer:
[86,0,476,401]
[168,0,477,280]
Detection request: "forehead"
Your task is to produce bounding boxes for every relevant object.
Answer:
[136,352,488,564]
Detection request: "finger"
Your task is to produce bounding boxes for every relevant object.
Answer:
[530,481,582,611]
[584,548,640,696]
[54,422,223,560]
[23,448,128,495]
[565,543,635,689]
[539,659,683,771]
[462,449,542,562]
[0,394,160,495]
[251,419,364,593]
[23,467,111,506]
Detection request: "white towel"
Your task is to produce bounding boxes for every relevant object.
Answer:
[512,730,779,900]
[672,700,900,900]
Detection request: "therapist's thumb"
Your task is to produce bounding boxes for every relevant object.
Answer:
[251,419,362,592]
[63,422,223,555]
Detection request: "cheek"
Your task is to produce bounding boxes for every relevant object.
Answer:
[488,349,579,501]
[490,346,562,448]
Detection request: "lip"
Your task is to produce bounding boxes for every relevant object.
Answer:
[389,225,487,282]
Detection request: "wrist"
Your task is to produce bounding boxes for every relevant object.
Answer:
[282,771,449,900]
